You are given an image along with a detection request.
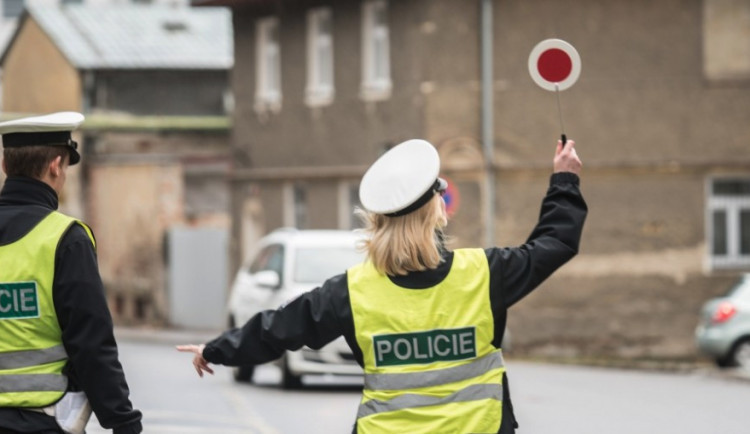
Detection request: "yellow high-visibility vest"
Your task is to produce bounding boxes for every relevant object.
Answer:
[0,211,95,408]
[348,248,505,434]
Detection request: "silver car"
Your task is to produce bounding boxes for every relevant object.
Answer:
[696,274,750,369]
[227,228,366,388]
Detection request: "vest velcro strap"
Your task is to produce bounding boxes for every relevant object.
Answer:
[364,350,504,391]
[0,345,68,370]
[357,383,503,419]
[0,373,68,393]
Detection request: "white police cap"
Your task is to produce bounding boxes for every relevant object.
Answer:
[359,139,447,217]
[0,112,84,165]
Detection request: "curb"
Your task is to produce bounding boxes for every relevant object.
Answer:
[509,355,750,382]
[715,367,750,383]
[114,326,223,346]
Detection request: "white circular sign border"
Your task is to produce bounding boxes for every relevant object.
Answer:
[528,39,581,92]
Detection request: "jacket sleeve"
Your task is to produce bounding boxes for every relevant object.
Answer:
[202,273,351,367]
[53,224,142,434]
[486,172,588,308]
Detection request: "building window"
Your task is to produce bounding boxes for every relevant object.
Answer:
[294,184,307,229]
[255,17,282,112]
[284,182,307,229]
[338,181,363,230]
[360,0,391,101]
[306,7,334,107]
[703,0,750,81]
[708,178,750,269]
[3,0,24,19]
[183,165,229,218]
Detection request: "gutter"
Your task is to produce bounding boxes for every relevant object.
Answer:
[480,0,495,247]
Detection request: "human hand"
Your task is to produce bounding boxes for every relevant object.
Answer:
[176,344,214,378]
[553,139,582,175]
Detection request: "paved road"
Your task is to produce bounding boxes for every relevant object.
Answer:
[509,362,750,433]
[85,330,750,433]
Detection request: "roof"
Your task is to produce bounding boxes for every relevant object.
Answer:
[1,0,232,70]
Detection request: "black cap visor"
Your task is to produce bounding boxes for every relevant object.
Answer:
[3,131,81,165]
[385,178,447,217]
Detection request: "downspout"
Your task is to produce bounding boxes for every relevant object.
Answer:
[480,0,495,247]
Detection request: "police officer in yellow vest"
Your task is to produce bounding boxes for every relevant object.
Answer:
[0,113,142,434]
[178,138,586,433]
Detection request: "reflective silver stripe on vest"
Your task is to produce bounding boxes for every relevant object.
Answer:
[364,351,504,391]
[0,374,68,393]
[357,383,503,419]
[0,345,68,370]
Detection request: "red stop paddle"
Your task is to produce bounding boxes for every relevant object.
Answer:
[528,39,581,145]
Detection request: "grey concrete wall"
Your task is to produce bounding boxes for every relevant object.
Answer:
[258,183,285,230]
[225,0,750,361]
[305,180,339,229]
[493,0,750,165]
[231,0,426,170]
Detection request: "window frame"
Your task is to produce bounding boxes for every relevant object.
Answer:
[703,0,750,82]
[283,182,308,229]
[360,0,391,101]
[337,180,363,230]
[707,176,750,270]
[254,16,282,113]
[305,7,335,107]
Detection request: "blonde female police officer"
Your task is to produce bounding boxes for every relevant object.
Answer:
[0,113,142,434]
[178,138,586,433]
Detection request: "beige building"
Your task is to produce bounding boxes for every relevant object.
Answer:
[1,2,233,324]
[194,0,750,362]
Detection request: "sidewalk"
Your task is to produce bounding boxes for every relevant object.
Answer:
[114,326,224,346]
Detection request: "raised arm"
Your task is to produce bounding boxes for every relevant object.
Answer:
[487,140,587,308]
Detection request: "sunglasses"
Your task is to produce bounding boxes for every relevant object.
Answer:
[435,178,448,196]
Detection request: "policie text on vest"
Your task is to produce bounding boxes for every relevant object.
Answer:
[0,282,40,319]
[373,327,477,367]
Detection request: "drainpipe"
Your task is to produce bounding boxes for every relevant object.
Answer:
[480,0,495,247]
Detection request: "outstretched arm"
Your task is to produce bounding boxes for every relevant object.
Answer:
[177,273,350,376]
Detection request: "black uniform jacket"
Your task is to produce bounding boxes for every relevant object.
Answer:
[0,177,142,434]
[203,172,587,434]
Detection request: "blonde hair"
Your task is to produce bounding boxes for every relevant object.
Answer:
[356,195,448,276]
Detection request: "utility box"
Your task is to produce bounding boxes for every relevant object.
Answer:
[167,227,228,330]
